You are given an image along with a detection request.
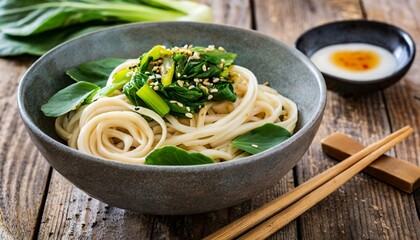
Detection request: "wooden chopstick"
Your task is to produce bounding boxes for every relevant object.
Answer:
[204,126,413,240]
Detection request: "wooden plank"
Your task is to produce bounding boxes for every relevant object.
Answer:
[37,1,297,239]
[363,0,420,231]
[254,0,420,239]
[0,57,52,239]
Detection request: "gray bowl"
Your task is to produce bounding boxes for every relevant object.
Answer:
[18,22,326,215]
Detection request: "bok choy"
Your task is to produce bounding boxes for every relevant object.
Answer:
[0,0,212,56]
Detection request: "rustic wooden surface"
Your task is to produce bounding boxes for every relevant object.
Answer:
[1,0,419,239]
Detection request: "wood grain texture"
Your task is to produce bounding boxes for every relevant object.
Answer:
[363,0,420,233]
[254,0,420,239]
[0,57,51,239]
[2,0,419,239]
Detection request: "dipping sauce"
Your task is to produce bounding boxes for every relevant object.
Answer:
[310,43,397,81]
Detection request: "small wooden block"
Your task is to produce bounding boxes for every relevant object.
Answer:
[321,132,420,193]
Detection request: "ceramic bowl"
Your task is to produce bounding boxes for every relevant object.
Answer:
[18,22,326,215]
[296,20,415,94]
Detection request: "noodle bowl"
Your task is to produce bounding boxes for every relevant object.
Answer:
[55,63,298,164]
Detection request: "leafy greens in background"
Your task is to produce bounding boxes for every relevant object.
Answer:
[231,123,292,155]
[0,0,212,56]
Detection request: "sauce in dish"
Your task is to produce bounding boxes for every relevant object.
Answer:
[310,43,397,81]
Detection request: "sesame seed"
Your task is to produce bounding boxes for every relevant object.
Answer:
[194,78,199,83]
[200,86,209,93]
[221,59,225,63]
[177,72,181,78]
[177,80,184,87]
[170,100,177,103]
[152,66,159,71]
[202,65,207,71]
[183,75,187,77]
[153,86,159,90]
[210,88,218,93]
[251,144,259,148]
[203,81,212,86]
[192,52,200,59]
[188,85,195,89]
[134,107,140,111]
[186,106,191,111]
[218,46,225,51]
[177,102,184,107]
[157,59,163,64]
[207,95,213,100]
[213,77,220,83]
[185,113,193,118]
[145,71,150,74]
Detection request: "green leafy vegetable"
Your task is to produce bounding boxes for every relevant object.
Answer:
[66,58,126,87]
[231,123,292,154]
[0,0,212,56]
[121,45,237,117]
[136,84,170,116]
[41,81,99,117]
[122,71,148,106]
[145,146,214,165]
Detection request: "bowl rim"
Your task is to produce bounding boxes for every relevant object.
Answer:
[18,21,326,172]
[295,19,416,85]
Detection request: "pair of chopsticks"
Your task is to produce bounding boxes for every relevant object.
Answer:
[204,126,413,240]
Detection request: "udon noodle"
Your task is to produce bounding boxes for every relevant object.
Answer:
[55,62,298,164]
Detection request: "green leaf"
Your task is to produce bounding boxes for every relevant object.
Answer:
[145,146,214,165]
[84,78,129,104]
[66,58,126,87]
[231,123,292,155]
[211,82,236,102]
[41,81,99,117]
[122,71,148,106]
[0,0,212,56]
[0,24,111,57]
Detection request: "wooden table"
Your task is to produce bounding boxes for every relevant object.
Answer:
[1,0,419,239]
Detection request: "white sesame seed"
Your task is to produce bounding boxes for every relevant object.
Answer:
[221,59,225,63]
[213,77,220,83]
[153,86,159,90]
[186,106,191,111]
[183,75,187,77]
[177,102,183,107]
[194,78,199,83]
[210,88,218,93]
[192,52,200,59]
[152,66,159,71]
[202,65,207,71]
[185,113,193,118]
[188,85,195,89]
[207,95,213,100]
[200,86,209,93]
[177,72,181,78]
[170,100,177,103]
[177,80,184,87]
[218,46,225,51]
[251,144,259,148]
[203,81,212,86]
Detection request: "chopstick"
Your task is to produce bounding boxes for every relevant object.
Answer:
[204,126,413,240]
